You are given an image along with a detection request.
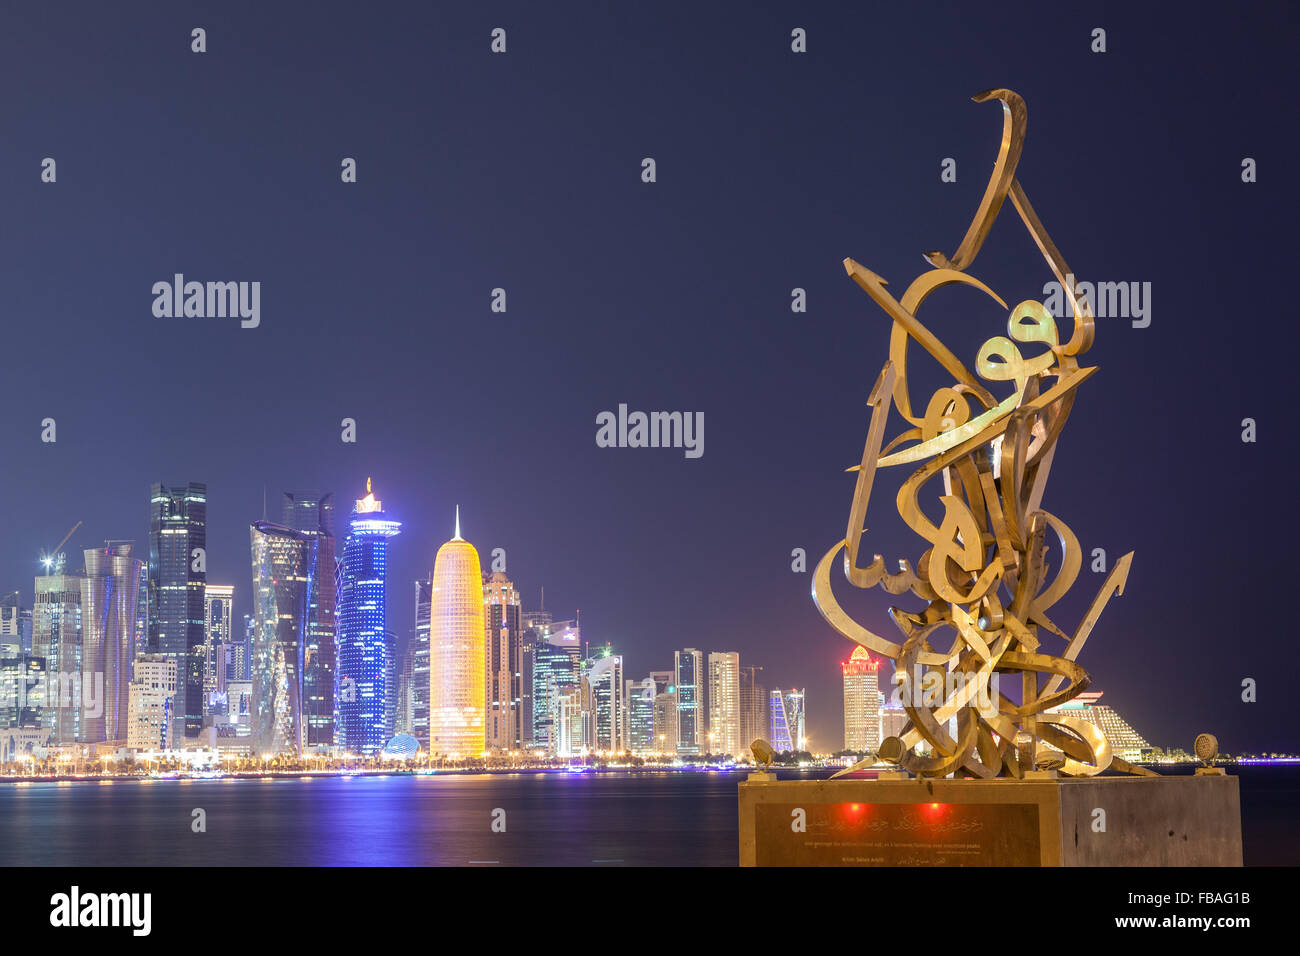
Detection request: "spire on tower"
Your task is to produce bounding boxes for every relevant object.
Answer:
[454,505,462,541]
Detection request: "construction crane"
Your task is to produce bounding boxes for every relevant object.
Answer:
[39,521,82,572]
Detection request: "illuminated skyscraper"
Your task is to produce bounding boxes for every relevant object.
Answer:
[203,584,234,718]
[482,571,522,750]
[429,509,485,757]
[585,647,625,753]
[706,652,741,757]
[284,491,337,748]
[769,688,805,752]
[626,678,655,753]
[529,619,580,754]
[769,689,792,752]
[33,555,83,745]
[0,591,32,656]
[739,664,766,751]
[81,542,144,745]
[336,479,401,756]
[674,648,704,756]
[410,579,432,748]
[249,521,312,756]
[842,646,881,751]
[148,482,207,739]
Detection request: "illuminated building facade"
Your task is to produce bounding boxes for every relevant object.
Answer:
[530,619,580,753]
[0,591,32,656]
[626,678,655,752]
[429,509,485,756]
[336,480,401,756]
[1046,691,1152,762]
[0,653,44,731]
[673,648,703,756]
[81,542,144,745]
[706,651,741,757]
[483,571,522,750]
[33,558,83,745]
[770,689,805,752]
[284,491,337,747]
[148,482,207,739]
[249,521,312,756]
[585,648,625,753]
[842,645,881,751]
[203,584,234,718]
[739,664,766,753]
[127,654,177,750]
[410,579,432,748]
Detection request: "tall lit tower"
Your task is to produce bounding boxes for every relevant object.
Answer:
[336,479,401,756]
[82,542,144,745]
[482,570,521,750]
[674,648,704,756]
[250,521,312,756]
[33,552,84,745]
[284,491,337,747]
[706,651,741,757]
[429,508,485,757]
[203,584,235,717]
[148,482,207,739]
[842,646,881,751]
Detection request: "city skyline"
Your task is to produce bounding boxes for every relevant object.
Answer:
[0,473,1255,756]
[0,4,1292,758]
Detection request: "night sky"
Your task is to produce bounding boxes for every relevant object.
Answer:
[1,2,1294,753]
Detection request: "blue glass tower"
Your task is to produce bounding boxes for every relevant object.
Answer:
[336,479,401,755]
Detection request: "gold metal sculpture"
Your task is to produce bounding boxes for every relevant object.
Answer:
[815,89,1152,780]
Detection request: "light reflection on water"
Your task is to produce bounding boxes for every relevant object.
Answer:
[1,766,1293,866]
[0,771,750,866]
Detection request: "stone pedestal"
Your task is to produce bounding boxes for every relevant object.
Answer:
[738,774,1242,866]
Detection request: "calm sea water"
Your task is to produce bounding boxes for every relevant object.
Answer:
[0,766,1294,866]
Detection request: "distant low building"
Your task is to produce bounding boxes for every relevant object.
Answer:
[1045,691,1150,762]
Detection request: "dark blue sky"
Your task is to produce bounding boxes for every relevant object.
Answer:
[1,2,1294,752]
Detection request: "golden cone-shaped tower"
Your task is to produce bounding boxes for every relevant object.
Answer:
[429,507,485,756]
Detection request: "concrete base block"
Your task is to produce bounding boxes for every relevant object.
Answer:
[738,774,1242,866]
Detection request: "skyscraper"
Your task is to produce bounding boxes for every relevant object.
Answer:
[81,542,144,745]
[706,651,741,757]
[336,479,401,756]
[674,648,703,756]
[203,584,235,718]
[585,647,625,753]
[284,491,337,748]
[739,664,766,752]
[482,570,522,750]
[529,619,581,754]
[249,521,312,756]
[410,579,432,749]
[33,554,83,745]
[769,689,806,752]
[625,677,655,753]
[0,591,32,656]
[429,509,485,757]
[842,646,881,751]
[148,482,206,739]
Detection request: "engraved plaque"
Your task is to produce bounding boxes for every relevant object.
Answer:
[754,801,1041,866]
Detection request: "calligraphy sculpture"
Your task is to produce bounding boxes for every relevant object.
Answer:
[814,89,1153,780]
